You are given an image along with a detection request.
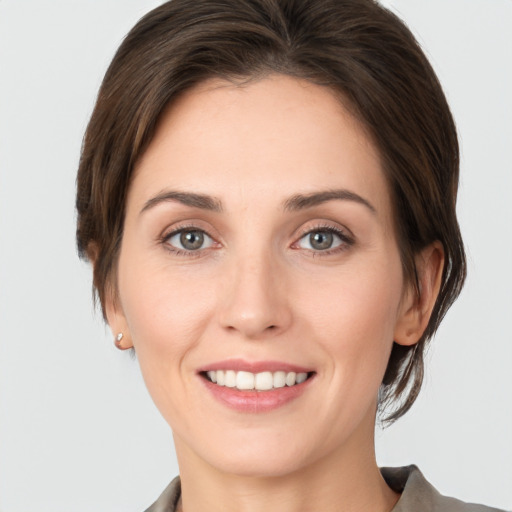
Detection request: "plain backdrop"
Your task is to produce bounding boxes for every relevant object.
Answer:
[0,1,511,511]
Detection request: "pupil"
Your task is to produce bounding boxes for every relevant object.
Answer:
[180,230,204,250]
[310,231,333,250]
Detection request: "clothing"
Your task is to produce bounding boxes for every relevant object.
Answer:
[381,466,504,512]
[144,465,504,512]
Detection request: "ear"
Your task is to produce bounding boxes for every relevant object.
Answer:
[94,261,133,351]
[87,242,133,350]
[104,284,134,350]
[394,241,445,346]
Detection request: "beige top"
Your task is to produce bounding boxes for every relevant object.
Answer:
[144,465,504,512]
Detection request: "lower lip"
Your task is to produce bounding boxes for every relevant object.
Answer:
[201,376,313,413]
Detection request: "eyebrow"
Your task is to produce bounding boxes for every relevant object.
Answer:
[140,190,223,215]
[283,189,376,214]
[140,188,376,216]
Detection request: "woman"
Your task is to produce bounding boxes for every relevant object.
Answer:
[75,0,503,510]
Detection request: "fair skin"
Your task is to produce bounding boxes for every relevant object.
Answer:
[105,75,443,512]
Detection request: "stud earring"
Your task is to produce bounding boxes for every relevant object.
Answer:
[114,332,124,349]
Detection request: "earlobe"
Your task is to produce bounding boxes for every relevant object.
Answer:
[394,241,445,346]
[114,332,132,351]
[88,245,134,350]
[104,284,134,350]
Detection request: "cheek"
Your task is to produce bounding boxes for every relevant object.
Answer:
[117,248,217,373]
[305,265,403,439]
[300,257,403,374]
[116,253,221,428]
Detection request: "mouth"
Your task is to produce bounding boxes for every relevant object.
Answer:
[198,360,315,411]
[201,369,313,391]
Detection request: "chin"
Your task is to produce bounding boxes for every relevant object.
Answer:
[210,450,314,479]
[175,425,320,479]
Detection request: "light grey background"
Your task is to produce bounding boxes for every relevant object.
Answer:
[0,1,511,511]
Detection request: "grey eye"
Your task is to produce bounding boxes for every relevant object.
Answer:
[180,230,204,250]
[297,230,343,251]
[309,231,333,250]
[167,229,213,251]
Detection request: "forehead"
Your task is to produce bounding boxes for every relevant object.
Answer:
[131,75,391,219]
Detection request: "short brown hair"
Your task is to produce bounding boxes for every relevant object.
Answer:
[76,0,466,422]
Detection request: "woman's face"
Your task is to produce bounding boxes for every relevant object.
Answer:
[111,75,417,477]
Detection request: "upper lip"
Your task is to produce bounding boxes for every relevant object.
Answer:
[198,359,313,374]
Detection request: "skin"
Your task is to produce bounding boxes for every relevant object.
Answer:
[106,75,443,512]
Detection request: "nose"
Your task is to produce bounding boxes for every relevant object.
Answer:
[218,250,292,340]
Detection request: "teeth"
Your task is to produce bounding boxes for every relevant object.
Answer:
[285,371,296,386]
[224,370,236,387]
[236,371,255,390]
[255,371,273,390]
[205,370,309,391]
[296,372,308,384]
[273,371,286,388]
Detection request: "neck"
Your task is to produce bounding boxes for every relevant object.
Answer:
[174,412,399,512]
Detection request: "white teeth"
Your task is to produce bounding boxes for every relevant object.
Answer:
[285,371,296,386]
[296,372,308,384]
[224,370,236,388]
[255,372,273,391]
[206,369,310,391]
[273,371,286,388]
[236,371,255,390]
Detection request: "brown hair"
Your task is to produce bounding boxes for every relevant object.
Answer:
[76,0,466,422]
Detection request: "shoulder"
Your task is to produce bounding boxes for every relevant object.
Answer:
[144,468,506,512]
[144,476,181,512]
[382,465,506,512]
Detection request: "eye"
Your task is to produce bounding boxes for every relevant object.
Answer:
[296,228,347,251]
[165,229,214,252]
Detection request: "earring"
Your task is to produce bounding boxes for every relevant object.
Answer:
[114,332,124,350]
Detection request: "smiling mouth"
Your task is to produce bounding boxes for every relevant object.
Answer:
[202,370,313,391]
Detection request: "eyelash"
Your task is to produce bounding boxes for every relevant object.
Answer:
[159,223,354,257]
[160,223,216,258]
[293,224,354,257]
